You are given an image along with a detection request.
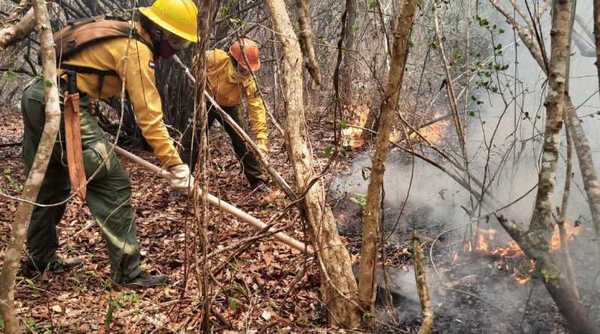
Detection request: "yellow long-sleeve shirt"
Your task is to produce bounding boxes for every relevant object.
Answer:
[60,23,183,168]
[206,49,268,142]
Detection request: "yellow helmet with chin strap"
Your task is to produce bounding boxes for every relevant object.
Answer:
[139,0,198,43]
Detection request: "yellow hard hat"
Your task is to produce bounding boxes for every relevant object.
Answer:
[139,0,198,43]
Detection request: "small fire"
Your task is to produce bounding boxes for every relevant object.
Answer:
[340,105,369,150]
[469,222,580,284]
[407,119,449,146]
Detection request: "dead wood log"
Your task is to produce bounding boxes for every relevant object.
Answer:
[0,1,61,333]
[265,0,362,327]
[359,0,417,316]
[413,234,433,334]
[0,7,35,49]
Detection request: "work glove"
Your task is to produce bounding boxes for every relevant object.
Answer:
[168,164,195,193]
[256,138,269,157]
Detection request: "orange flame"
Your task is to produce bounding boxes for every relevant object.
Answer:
[469,222,580,285]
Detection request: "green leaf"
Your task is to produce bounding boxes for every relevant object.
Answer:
[44,79,53,88]
[367,0,378,9]
[228,298,239,312]
[340,120,349,129]
[350,193,367,209]
[324,146,333,157]
[4,71,17,81]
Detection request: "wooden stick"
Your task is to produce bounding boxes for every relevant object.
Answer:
[413,233,433,334]
[113,146,313,254]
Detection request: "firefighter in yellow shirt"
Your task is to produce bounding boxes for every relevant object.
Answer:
[20,0,197,288]
[187,38,269,189]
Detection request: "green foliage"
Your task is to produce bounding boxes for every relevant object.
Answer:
[3,167,23,192]
[119,291,140,306]
[228,297,239,312]
[350,193,367,209]
[367,0,378,10]
[3,70,17,81]
[24,319,52,334]
[340,119,349,129]
[104,298,120,330]
[323,146,334,158]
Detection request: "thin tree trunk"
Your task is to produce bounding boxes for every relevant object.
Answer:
[264,0,361,328]
[296,0,321,86]
[340,0,356,104]
[358,0,417,316]
[492,0,600,241]
[191,0,217,330]
[0,1,61,333]
[0,8,35,49]
[595,0,600,93]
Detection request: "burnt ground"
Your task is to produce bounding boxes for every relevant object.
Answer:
[333,182,600,334]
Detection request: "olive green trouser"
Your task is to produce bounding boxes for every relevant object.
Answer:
[21,79,141,282]
[183,103,265,186]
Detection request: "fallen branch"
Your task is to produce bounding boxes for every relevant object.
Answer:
[0,8,34,49]
[113,146,313,254]
[413,234,433,334]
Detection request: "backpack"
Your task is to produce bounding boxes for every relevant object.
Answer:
[54,15,153,96]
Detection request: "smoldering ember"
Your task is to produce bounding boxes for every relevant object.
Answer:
[1,0,599,333]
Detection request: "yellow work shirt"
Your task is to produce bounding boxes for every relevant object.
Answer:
[206,49,268,142]
[59,23,183,168]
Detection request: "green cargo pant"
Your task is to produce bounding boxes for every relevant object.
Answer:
[21,79,141,282]
[183,103,265,187]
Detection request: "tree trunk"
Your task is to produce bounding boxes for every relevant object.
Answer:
[492,0,600,240]
[0,1,61,333]
[595,0,600,93]
[358,0,417,315]
[264,0,361,328]
[0,8,35,49]
[296,0,321,86]
[495,1,599,332]
[340,0,356,104]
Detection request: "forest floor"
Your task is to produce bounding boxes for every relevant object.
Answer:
[0,103,579,334]
[0,105,415,333]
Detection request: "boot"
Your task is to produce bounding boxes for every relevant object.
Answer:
[20,256,83,278]
[116,271,168,289]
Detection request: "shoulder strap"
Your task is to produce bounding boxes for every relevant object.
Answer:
[54,16,153,97]
[55,16,151,61]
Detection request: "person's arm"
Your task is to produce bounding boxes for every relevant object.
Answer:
[116,40,184,168]
[242,77,268,151]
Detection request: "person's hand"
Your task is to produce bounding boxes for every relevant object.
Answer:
[168,164,195,193]
[256,139,269,157]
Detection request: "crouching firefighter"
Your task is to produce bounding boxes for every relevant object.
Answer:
[183,38,270,190]
[20,0,198,288]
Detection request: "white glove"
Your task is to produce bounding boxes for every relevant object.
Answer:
[169,164,195,193]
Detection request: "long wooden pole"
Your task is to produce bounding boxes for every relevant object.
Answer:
[113,146,313,254]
